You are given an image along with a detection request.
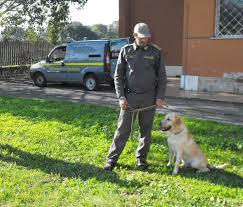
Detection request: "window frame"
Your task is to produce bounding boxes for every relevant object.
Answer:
[215,0,243,39]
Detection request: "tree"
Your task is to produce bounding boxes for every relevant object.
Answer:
[1,25,25,40]
[0,0,88,43]
[60,22,98,42]
[24,27,41,42]
[91,24,108,38]
[107,21,119,39]
[91,23,119,39]
[1,25,48,42]
[107,28,118,39]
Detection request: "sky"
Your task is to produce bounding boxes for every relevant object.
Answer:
[69,0,119,26]
[0,0,118,33]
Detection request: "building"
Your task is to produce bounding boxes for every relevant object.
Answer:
[110,21,119,31]
[119,0,243,94]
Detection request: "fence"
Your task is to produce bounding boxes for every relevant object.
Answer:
[0,40,53,67]
[0,40,53,80]
[0,66,30,80]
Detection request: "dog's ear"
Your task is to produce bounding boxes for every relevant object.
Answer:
[173,115,182,134]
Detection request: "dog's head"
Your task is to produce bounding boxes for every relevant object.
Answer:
[159,113,185,134]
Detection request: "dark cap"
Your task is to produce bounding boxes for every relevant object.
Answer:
[133,23,151,38]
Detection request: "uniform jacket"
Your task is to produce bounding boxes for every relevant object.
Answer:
[114,42,167,100]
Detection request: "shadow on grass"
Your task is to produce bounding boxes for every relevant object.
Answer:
[178,167,243,189]
[164,166,242,189]
[116,162,243,189]
[0,144,141,188]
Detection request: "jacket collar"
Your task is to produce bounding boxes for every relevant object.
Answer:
[132,42,149,51]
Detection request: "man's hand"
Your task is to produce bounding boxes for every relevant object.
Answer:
[156,99,167,109]
[119,96,128,110]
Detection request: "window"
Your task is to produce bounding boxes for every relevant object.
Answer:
[49,46,66,62]
[65,43,104,61]
[215,0,243,38]
[110,38,130,58]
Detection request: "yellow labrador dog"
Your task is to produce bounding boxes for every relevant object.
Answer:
[160,113,228,175]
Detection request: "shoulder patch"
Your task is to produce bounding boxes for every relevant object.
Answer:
[150,43,161,51]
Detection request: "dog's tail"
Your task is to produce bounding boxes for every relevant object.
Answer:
[207,163,229,170]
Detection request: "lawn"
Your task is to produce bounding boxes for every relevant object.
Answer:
[0,96,242,207]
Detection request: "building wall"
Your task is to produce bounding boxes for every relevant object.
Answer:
[119,0,131,37]
[119,0,184,66]
[183,0,243,77]
[119,0,243,77]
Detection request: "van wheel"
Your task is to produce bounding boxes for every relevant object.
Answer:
[84,74,97,91]
[33,73,47,87]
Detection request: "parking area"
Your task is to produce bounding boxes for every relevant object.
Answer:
[1,79,243,126]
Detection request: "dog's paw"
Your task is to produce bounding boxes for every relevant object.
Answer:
[172,169,178,175]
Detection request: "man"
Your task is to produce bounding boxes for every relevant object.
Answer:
[104,22,167,171]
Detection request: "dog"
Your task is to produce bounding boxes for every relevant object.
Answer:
[160,112,228,175]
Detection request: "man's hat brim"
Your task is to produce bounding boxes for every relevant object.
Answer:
[136,32,151,38]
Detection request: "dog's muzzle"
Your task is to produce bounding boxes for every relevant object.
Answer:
[161,126,172,131]
[159,121,172,131]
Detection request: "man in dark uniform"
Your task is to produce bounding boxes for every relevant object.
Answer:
[104,23,167,171]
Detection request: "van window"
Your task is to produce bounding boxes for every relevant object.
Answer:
[65,43,105,61]
[49,46,66,62]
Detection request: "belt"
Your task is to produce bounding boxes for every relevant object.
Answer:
[125,88,155,94]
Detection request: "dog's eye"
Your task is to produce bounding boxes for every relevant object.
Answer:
[167,118,171,121]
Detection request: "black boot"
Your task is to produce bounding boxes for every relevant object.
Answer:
[103,162,116,171]
[137,160,148,169]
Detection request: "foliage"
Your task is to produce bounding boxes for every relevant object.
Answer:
[1,25,25,40]
[0,0,88,43]
[60,21,98,42]
[107,23,119,39]
[24,27,41,42]
[91,24,109,38]
[1,25,47,42]
[0,96,242,206]
[91,23,118,39]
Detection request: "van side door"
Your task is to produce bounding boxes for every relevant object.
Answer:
[45,45,67,82]
[65,42,105,83]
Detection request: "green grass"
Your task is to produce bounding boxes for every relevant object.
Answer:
[0,96,242,207]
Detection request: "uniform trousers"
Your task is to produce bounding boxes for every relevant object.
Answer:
[106,90,156,164]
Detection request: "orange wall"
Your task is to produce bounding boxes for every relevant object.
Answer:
[119,0,243,77]
[186,39,243,76]
[183,0,243,77]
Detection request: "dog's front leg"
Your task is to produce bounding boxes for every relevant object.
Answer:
[167,146,175,167]
[173,150,182,175]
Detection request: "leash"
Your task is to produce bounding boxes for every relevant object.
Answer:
[126,104,157,139]
[126,104,157,113]
[125,103,179,138]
